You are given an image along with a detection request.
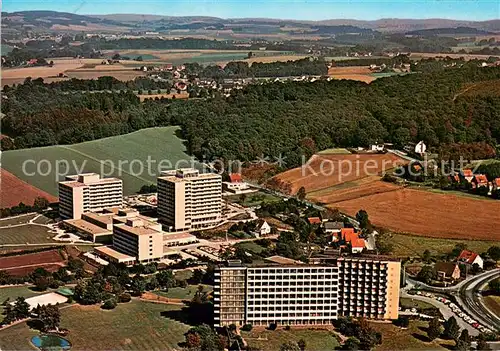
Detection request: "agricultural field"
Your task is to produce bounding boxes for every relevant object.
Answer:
[1,60,83,86]
[242,328,339,351]
[0,249,65,276]
[1,126,200,196]
[0,224,57,246]
[138,92,189,101]
[104,49,304,66]
[274,153,407,194]
[333,186,500,240]
[458,79,500,98]
[328,66,376,83]
[0,301,191,350]
[387,232,497,257]
[0,168,58,208]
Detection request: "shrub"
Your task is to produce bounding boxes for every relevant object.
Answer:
[268,323,277,331]
[241,324,253,331]
[101,298,117,310]
[118,293,132,303]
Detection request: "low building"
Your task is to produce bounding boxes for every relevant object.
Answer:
[341,228,365,254]
[460,169,474,183]
[255,220,271,237]
[94,245,136,265]
[472,174,489,189]
[223,173,251,194]
[307,217,322,225]
[62,212,114,243]
[415,141,427,154]
[113,217,164,263]
[324,221,344,236]
[456,250,484,269]
[435,262,461,281]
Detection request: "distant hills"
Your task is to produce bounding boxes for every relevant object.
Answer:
[2,10,499,34]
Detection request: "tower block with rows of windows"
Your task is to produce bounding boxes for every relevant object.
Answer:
[157,168,222,232]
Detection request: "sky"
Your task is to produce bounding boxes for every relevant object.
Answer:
[2,0,499,21]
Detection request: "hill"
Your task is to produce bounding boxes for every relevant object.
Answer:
[407,26,493,36]
[1,126,200,196]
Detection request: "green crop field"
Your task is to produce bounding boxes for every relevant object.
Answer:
[0,301,191,350]
[2,126,200,195]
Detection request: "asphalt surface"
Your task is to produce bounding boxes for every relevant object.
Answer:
[456,269,500,332]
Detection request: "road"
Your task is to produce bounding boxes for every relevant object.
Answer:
[456,269,500,332]
[400,290,479,335]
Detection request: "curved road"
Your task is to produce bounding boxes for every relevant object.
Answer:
[456,269,500,332]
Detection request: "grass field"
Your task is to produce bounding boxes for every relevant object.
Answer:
[387,232,497,257]
[370,320,454,350]
[0,225,56,245]
[317,148,351,155]
[153,284,212,300]
[0,214,38,226]
[242,329,339,351]
[0,286,45,314]
[2,126,199,196]
[0,301,191,350]
[483,295,500,318]
[226,191,281,207]
[400,297,435,310]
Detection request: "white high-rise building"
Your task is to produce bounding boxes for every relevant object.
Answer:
[58,173,123,219]
[157,168,222,232]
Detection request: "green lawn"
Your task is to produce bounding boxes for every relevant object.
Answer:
[370,320,454,351]
[0,286,54,314]
[400,297,435,310]
[1,126,199,195]
[0,214,38,226]
[242,329,339,351]
[0,225,57,245]
[389,232,497,257]
[235,241,266,254]
[226,191,281,207]
[0,301,191,350]
[153,284,212,300]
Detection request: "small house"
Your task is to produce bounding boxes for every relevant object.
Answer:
[415,141,427,154]
[460,169,474,183]
[435,262,460,281]
[307,217,322,225]
[324,221,344,234]
[255,220,271,238]
[472,174,489,189]
[456,250,483,269]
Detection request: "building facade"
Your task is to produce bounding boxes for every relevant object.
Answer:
[214,256,400,327]
[58,173,123,219]
[113,217,164,263]
[157,168,222,232]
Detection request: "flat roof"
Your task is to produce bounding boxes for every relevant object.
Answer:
[265,255,305,265]
[83,212,114,225]
[59,181,86,188]
[163,232,197,241]
[95,246,135,261]
[114,222,161,236]
[64,219,112,236]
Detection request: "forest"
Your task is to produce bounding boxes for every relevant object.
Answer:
[2,66,500,168]
[184,58,328,78]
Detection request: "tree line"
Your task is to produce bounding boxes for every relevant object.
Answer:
[2,66,500,170]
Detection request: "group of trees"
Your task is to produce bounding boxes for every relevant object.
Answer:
[184,58,328,79]
[334,316,383,350]
[426,316,488,350]
[1,296,62,332]
[0,197,50,218]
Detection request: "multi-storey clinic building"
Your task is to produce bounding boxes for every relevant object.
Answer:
[112,217,164,263]
[58,173,123,219]
[214,256,400,327]
[157,168,222,232]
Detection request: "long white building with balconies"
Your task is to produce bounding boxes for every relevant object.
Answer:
[214,256,400,327]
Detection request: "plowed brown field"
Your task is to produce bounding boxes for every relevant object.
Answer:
[274,153,407,194]
[0,249,65,276]
[1,168,58,208]
[333,187,500,240]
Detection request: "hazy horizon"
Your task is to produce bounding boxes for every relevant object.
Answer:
[3,0,499,22]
